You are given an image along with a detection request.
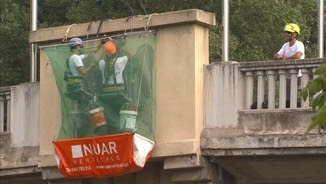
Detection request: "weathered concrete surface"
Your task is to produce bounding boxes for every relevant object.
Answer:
[201,109,326,183]
[10,82,40,147]
[30,9,216,44]
[202,109,326,151]
[238,109,316,134]
[0,83,40,177]
[0,139,40,180]
[41,162,171,184]
[0,133,38,171]
[208,155,326,184]
[204,62,243,128]
[170,156,219,183]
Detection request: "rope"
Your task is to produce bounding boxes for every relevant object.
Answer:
[139,13,159,30]
[62,24,77,42]
[135,33,149,113]
[86,20,103,39]
[86,21,93,39]
[125,16,136,34]
[130,14,156,106]
[145,13,158,30]
[96,20,103,38]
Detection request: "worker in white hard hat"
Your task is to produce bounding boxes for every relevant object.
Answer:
[65,37,98,108]
[67,37,97,77]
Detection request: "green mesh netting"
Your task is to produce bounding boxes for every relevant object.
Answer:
[44,33,156,141]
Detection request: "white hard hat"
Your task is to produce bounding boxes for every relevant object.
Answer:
[69,37,83,48]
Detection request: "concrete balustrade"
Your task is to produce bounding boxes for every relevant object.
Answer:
[245,71,253,109]
[267,70,275,109]
[204,58,326,129]
[239,58,326,110]
[279,69,287,108]
[0,87,11,133]
[202,58,326,184]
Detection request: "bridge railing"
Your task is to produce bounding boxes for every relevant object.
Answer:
[204,58,326,128]
[0,86,11,133]
[0,83,39,147]
[239,58,325,110]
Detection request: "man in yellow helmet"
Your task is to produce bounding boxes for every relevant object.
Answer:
[274,23,305,60]
[274,23,305,107]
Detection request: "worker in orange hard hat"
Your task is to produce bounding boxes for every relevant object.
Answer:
[104,41,117,55]
[98,40,128,87]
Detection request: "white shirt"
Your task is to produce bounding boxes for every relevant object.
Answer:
[278,40,305,77]
[277,40,305,59]
[68,54,85,77]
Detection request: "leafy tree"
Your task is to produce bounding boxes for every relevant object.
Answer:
[0,0,30,86]
[0,0,324,86]
[38,0,73,27]
[228,0,318,61]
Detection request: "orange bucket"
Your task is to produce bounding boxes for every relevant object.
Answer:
[89,107,107,127]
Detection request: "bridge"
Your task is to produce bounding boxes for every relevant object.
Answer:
[1,9,326,184]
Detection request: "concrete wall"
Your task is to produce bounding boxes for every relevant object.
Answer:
[38,51,61,158]
[201,61,326,183]
[0,83,40,174]
[154,24,208,157]
[10,83,40,147]
[34,9,216,170]
[204,62,245,128]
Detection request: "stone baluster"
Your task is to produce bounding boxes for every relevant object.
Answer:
[289,69,298,108]
[0,96,4,132]
[245,71,254,109]
[256,71,265,109]
[267,70,275,109]
[300,68,310,108]
[5,93,10,132]
[278,70,287,108]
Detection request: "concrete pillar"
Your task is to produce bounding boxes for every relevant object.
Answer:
[278,70,287,109]
[245,71,254,109]
[5,93,10,132]
[256,71,265,109]
[267,70,275,109]
[0,96,4,132]
[289,69,298,108]
[204,63,240,128]
[300,68,310,108]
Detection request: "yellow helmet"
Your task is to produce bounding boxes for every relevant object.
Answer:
[284,23,300,35]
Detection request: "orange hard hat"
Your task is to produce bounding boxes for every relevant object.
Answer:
[104,41,116,54]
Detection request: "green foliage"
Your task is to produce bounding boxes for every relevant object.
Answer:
[228,0,318,61]
[0,0,324,86]
[0,0,30,86]
[38,0,73,27]
[301,63,326,132]
[1,0,325,134]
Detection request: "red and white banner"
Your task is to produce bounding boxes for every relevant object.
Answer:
[53,133,154,178]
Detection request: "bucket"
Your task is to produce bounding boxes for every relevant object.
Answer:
[119,110,137,131]
[89,107,107,127]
